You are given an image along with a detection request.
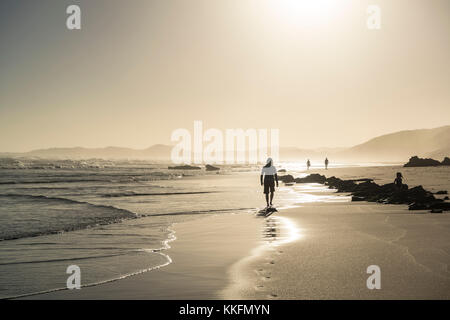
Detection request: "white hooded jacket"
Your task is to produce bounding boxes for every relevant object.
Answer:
[261,157,277,176]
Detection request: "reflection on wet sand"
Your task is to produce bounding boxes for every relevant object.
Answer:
[262,218,279,242]
[262,216,301,246]
[287,183,351,203]
[221,214,303,299]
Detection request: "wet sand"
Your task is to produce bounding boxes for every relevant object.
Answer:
[23,213,263,299]
[223,202,450,299]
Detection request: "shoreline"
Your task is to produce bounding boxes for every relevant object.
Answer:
[22,211,265,299]
[18,167,450,300]
[26,199,450,300]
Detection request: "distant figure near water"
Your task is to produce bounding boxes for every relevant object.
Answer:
[260,157,279,208]
[307,159,311,170]
[394,172,404,189]
[325,157,329,170]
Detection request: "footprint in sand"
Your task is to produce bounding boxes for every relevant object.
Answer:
[256,269,272,278]
[265,256,276,263]
[255,268,264,275]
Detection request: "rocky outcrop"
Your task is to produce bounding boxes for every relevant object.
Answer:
[294,174,327,184]
[168,165,201,170]
[293,174,372,186]
[442,157,450,166]
[205,164,220,171]
[285,173,450,213]
[403,156,450,167]
[279,174,295,183]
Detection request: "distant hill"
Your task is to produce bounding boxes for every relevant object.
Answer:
[335,126,450,162]
[21,144,173,160]
[1,126,448,162]
[425,147,450,160]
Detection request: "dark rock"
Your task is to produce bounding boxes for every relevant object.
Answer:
[205,164,220,171]
[430,209,443,213]
[168,165,201,170]
[407,185,435,202]
[403,156,442,167]
[278,169,287,173]
[435,190,448,195]
[429,201,450,211]
[279,174,295,183]
[352,196,365,201]
[409,202,428,210]
[295,174,327,184]
[442,157,450,166]
[444,196,449,200]
[326,176,358,192]
[350,178,374,183]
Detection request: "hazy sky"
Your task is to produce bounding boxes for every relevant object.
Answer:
[1,0,449,152]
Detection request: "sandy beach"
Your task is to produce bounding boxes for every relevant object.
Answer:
[23,168,450,300]
[224,202,450,299]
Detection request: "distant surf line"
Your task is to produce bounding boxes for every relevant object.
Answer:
[0,193,251,241]
[102,191,217,197]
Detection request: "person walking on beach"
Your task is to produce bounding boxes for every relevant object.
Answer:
[260,157,279,208]
[325,157,329,170]
[307,159,311,170]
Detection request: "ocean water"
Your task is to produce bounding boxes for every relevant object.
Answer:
[0,159,448,298]
[0,159,299,298]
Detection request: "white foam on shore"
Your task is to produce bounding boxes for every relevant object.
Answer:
[5,226,177,300]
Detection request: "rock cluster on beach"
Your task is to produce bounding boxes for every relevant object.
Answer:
[279,173,450,213]
[205,164,220,171]
[403,156,450,167]
[168,164,220,171]
[168,165,201,170]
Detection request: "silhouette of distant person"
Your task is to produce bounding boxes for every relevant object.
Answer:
[325,157,329,170]
[394,172,403,189]
[260,157,278,208]
[307,159,311,170]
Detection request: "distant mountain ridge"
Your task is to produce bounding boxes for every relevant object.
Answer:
[16,144,173,160]
[1,126,448,162]
[336,125,450,162]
